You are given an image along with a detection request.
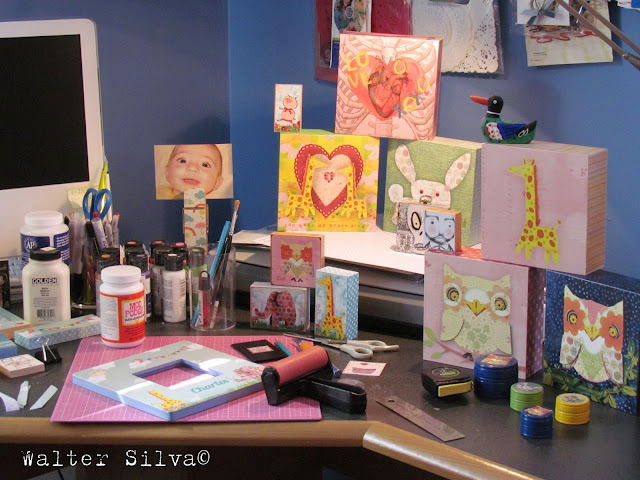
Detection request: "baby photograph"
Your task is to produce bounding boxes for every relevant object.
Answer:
[154,143,234,200]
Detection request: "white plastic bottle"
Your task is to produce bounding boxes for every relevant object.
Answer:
[22,247,71,325]
[163,253,186,323]
[99,265,145,348]
[20,210,70,267]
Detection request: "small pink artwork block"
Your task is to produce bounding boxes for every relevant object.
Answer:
[335,32,442,141]
[274,84,302,133]
[424,248,545,379]
[270,232,325,288]
[481,141,607,275]
[250,282,310,333]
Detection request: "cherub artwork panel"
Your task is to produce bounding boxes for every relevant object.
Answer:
[335,32,442,141]
[278,130,379,232]
[424,248,545,379]
[383,137,481,247]
[481,141,607,275]
[270,232,324,288]
[250,282,310,333]
[314,267,359,341]
[544,270,640,415]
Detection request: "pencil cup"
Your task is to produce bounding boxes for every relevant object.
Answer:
[190,242,236,331]
[70,225,98,312]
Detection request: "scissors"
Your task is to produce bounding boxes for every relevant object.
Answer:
[284,334,399,360]
[82,188,112,220]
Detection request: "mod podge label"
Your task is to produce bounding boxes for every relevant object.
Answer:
[100,291,145,345]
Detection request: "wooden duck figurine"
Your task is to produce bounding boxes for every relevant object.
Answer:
[470,95,537,144]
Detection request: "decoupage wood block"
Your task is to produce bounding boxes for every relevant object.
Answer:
[424,248,545,379]
[270,232,324,288]
[481,141,607,275]
[0,307,29,340]
[395,203,462,254]
[250,282,310,332]
[315,267,359,341]
[383,137,482,247]
[13,314,101,350]
[278,129,379,231]
[0,354,44,378]
[335,32,442,141]
[0,333,17,359]
[183,188,208,249]
[274,84,302,133]
[544,270,640,415]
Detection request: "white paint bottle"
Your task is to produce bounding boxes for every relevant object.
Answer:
[22,247,71,325]
[99,265,145,348]
[162,253,186,323]
[20,210,70,267]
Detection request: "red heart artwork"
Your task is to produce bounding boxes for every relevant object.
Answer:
[293,144,363,218]
[348,56,425,120]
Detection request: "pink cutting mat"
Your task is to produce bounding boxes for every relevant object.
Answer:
[51,335,321,423]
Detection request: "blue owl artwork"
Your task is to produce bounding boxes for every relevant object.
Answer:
[544,270,640,415]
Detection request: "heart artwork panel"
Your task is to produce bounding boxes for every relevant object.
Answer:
[278,130,380,232]
[335,32,442,141]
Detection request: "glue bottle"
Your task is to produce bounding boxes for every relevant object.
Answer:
[99,265,145,348]
[151,245,172,317]
[128,252,152,322]
[22,247,71,325]
[163,253,186,323]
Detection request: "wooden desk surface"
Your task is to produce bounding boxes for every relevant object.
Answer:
[1,307,638,479]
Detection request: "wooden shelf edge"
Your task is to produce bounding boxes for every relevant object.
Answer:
[362,422,542,480]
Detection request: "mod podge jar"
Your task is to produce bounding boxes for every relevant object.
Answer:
[99,265,145,348]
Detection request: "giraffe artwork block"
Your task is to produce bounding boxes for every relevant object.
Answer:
[481,141,607,275]
[315,267,359,341]
[544,269,640,415]
[335,32,442,141]
[250,282,310,333]
[72,341,264,421]
[278,130,379,232]
[424,248,546,380]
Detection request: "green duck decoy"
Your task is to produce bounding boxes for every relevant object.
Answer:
[470,95,537,144]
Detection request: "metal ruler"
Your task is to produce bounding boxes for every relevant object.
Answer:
[376,395,465,442]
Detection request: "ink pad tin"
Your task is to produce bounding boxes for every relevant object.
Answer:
[520,406,554,438]
[422,363,472,397]
[555,393,590,425]
[473,354,518,399]
[510,382,544,411]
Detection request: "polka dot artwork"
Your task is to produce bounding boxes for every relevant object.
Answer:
[314,266,359,341]
[544,270,640,415]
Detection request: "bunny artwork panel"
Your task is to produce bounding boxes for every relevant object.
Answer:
[481,141,607,276]
[544,269,640,415]
[383,137,482,247]
[335,32,442,141]
[278,129,379,232]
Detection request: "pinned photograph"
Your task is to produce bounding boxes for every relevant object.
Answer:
[154,144,234,200]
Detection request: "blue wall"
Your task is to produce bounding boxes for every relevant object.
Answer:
[3,1,639,279]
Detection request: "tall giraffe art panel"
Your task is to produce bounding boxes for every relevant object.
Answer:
[315,266,359,341]
[335,32,442,141]
[278,130,379,232]
[481,141,607,276]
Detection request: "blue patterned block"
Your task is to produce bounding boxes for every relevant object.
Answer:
[314,266,359,341]
[0,333,17,359]
[544,270,640,415]
[14,315,101,350]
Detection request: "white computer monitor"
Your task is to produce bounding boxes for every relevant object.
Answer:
[0,18,104,258]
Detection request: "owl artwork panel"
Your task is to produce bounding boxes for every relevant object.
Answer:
[270,232,324,288]
[424,248,545,379]
[544,270,640,415]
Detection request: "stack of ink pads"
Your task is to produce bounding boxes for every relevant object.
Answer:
[473,354,519,399]
[520,406,554,438]
[555,393,591,425]
[510,382,544,411]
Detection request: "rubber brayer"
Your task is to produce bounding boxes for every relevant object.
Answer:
[261,346,367,414]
